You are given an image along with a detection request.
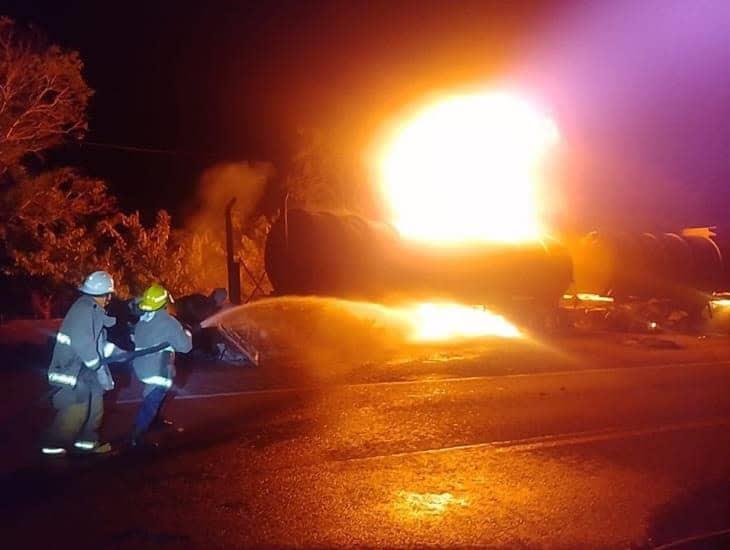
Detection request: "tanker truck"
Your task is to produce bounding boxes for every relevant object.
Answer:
[264,208,573,323]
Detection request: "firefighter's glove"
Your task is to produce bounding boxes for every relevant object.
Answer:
[102,342,117,358]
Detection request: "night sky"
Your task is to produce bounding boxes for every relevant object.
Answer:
[4,0,730,235]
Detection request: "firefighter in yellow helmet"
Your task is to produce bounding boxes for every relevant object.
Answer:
[130,283,192,447]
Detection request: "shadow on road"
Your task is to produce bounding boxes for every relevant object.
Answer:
[644,481,730,548]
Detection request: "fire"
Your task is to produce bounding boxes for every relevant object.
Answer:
[378,91,559,244]
[562,293,615,304]
[402,302,521,342]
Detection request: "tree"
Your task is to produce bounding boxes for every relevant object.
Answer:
[0,167,114,317]
[96,210,201,298]
[0,17,273,313]
[176,227,228,296]
[97,211,263,300]
[0,17,92,173]
[0,167,114,285]
[175,216,273,302]
[0,165,271,308]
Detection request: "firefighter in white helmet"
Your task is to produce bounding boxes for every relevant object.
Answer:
[130,283,192,447]
[41,271,119,456]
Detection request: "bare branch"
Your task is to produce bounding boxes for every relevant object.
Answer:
[0,18,91,167]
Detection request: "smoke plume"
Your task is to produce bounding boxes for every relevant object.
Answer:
[188,161,274,231]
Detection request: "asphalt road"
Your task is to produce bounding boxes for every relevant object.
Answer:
[1,330,730,548]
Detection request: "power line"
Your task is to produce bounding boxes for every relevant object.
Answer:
[81,140,219,157]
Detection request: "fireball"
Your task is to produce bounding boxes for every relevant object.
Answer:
[378,91,559,244]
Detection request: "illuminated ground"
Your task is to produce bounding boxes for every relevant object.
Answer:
[1,326,730,547]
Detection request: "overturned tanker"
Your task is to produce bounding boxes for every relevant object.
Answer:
[572,231,725,304]
[265,209,573,309]
[566,230,728,329]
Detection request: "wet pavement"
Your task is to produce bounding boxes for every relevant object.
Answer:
[1,328,730,547]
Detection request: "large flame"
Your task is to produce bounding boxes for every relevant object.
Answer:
[344,300,521,342]
[378,91,559,244]
[200,297,520,342]
[403,302,521,341]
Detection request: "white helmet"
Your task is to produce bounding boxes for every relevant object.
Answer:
[79,271,115,296]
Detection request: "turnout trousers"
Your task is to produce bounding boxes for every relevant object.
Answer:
[42,376,104,451]
[132,385,169,440]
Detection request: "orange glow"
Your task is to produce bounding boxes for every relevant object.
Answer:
[562,293,615,304]
[396,491,469,517]
[378,91,559,244]
[303,299,521,341]
[710,298,730,309]
[331,299,521,341]
[403,302,521,341]
[202,296,521,343]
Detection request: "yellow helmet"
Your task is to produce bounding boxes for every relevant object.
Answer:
[138,283,172,312]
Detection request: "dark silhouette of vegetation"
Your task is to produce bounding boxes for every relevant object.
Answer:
[0,17,91,174]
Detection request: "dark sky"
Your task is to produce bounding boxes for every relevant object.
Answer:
[4,0,552,220]
[4,0,730,234]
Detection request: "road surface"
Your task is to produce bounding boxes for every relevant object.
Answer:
[1,328,729,547]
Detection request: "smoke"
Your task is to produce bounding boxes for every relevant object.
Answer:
[176,161,275,296]
[188,161,274,231]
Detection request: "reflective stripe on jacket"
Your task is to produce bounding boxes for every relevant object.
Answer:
[48,295,116,388]
[132,309,192,387]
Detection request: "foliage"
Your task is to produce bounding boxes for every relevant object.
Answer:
[96,209,270,300]
[0,17,92,173]
[0,18,274,315]
[0,167,114,287]
[175,228,228,297]
[173,215,272,302]
[96,210,187,297]
[0,165,272,307]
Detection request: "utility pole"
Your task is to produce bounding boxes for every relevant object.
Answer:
[225,198,242,305]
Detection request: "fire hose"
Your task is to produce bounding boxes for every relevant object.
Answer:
[0,342,173,430]
[101,341,171,366]
[51,341,173,394]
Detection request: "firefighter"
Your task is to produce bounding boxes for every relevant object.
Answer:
[130,283,192,447]
[41,271,118,456]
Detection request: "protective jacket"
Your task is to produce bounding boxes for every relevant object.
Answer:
[133,309,192,394]
[48,295,117,394]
